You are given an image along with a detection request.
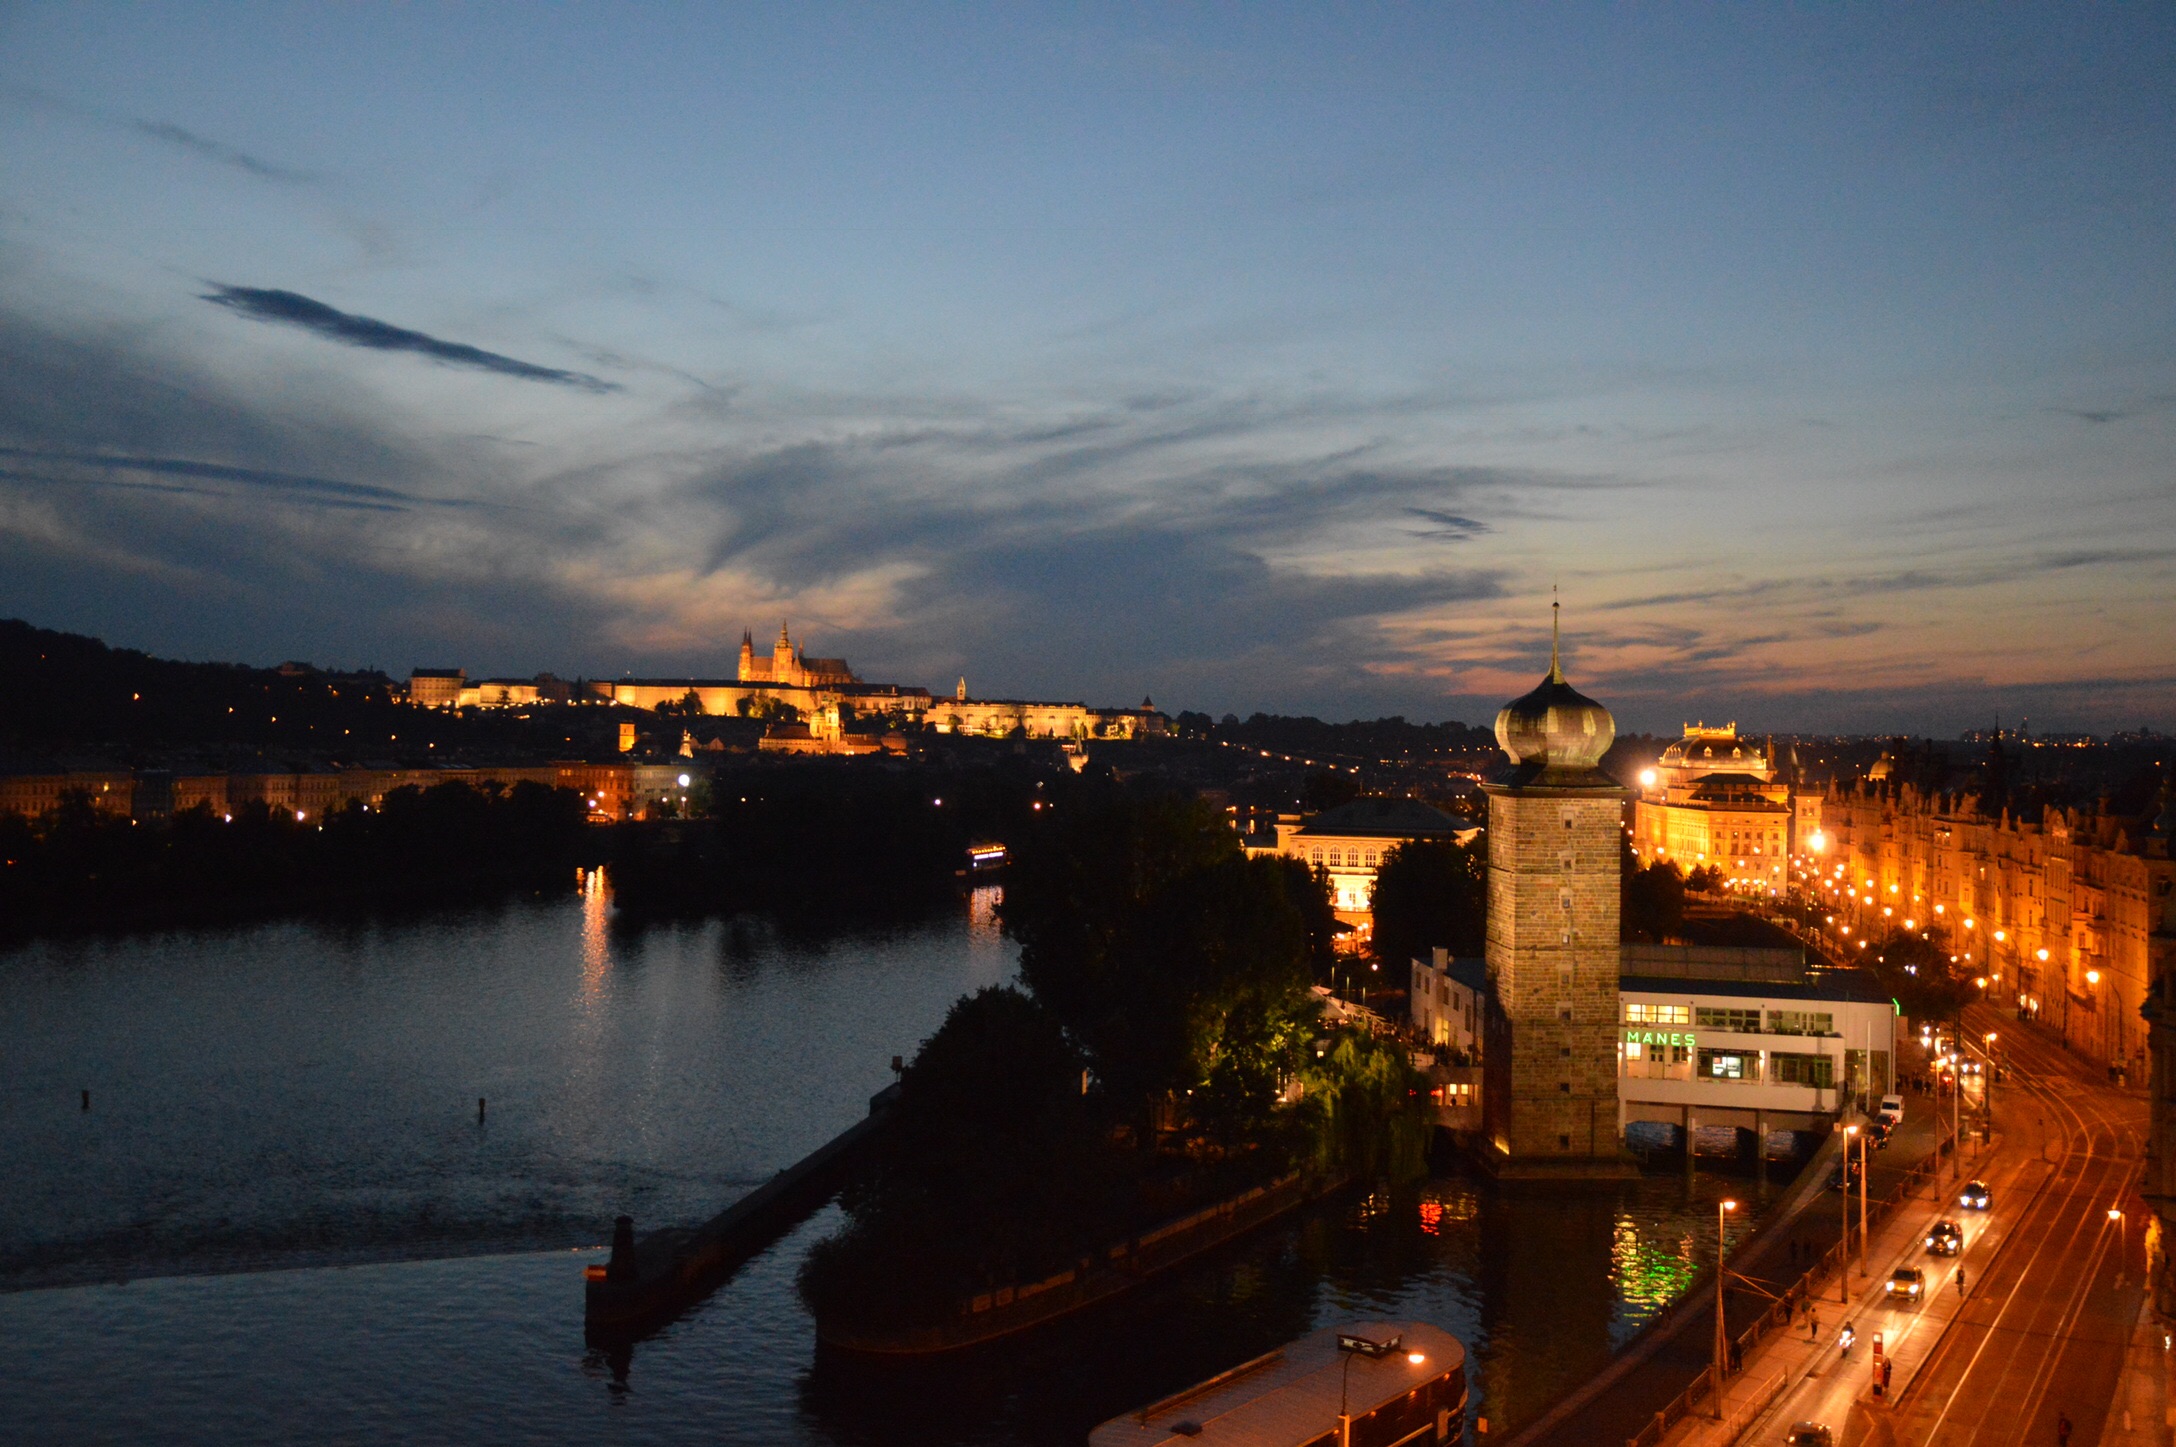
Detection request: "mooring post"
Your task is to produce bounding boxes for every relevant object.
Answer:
[478,1097,487,1124]
[607,1215,636,1283]
[81,1088,90,1112]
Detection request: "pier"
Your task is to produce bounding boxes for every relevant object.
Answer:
[583,1082,901,1337]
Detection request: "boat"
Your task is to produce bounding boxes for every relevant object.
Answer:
[1090,1320,1468,1447]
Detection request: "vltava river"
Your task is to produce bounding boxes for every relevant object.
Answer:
[2,878,1765,1444]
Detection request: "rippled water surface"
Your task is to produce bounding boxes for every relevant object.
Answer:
[3,881,1771,1444]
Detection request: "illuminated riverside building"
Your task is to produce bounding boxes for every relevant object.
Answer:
[1415,944,1893,1154]
[1630,722,1798,887]
[1256,797,1476,917]
[1807,780,2176,1084]
[0,761,674,824]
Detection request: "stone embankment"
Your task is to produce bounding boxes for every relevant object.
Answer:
[818,1170,1338,1356]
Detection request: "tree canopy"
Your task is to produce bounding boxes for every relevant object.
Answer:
[1368,837,1485,967]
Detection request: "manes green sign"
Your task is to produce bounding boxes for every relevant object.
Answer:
[1624,1028,1696,1049]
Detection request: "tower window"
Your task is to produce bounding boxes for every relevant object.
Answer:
[1559,1133,1572,1149]
[1558,1081,1570,1093]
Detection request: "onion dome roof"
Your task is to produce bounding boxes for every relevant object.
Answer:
[1492,602,1618,785]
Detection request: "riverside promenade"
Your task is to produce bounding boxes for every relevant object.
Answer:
[1507,1107,1945,1447]
[1661,1126,2020,1447]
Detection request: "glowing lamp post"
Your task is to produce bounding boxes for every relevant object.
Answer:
[1334,1331,1419,1447]
[1840,1126,1856,1302]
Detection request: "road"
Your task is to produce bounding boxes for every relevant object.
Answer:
[1709,1003,2148,1447]
[1889,1005,2148,1446]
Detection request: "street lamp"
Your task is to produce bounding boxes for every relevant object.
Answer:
[1840,1126,1857,1303]
[1714,1199,1738,1417]
[2112,1207,2128,1288]
[1335,1331,1413,1447]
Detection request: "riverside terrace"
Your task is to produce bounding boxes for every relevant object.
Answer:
[1413,947,1900,1155]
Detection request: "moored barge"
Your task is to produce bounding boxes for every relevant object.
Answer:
[1091,1320,1467,1447]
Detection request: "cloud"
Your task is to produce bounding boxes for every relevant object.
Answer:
[133,120,315,184]
[0,448,478,513]
[1403,507,1490,541]
[201,286,620,393]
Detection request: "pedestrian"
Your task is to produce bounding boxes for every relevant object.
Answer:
[1882,1359,1893,1394]
[1810,1304,1820,1342]
[1956,1266,1966,1298]
[2058,1411,2072,1446]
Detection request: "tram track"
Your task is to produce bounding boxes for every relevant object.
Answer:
[1897,1008,2143,1445]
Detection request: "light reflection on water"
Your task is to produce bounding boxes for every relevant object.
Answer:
[2,883,1774,1444]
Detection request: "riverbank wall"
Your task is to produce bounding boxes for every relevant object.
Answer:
[817,1169,1341,1356]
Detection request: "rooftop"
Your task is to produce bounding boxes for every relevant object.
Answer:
[1620,970,1895,1006]
[1295,797,1463,839]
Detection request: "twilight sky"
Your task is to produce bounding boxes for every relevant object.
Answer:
[2,6,2172,735]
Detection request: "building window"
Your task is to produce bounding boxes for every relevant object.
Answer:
[1770,1053,1835,1089]
[1766,1011,1835,1037]
[1626,1003,1691,1026]
[1695,1006,1761,1033]
[1699,1049,1755,1081]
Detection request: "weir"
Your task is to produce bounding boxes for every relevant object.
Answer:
[583,1081,901,1338]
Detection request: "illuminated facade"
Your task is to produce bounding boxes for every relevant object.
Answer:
[406,668,465,707]
[928,679,1167,741]
[1263,797,1475,916]
[1808,781,2175,1083]
[1630,722,1795,887]
[737,623,856,689]
[0,762,683,824]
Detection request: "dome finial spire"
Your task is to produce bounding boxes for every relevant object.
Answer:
[1550,585,1562,684]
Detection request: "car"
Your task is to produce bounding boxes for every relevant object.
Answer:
[1827,1161,1863,1191]
[1960,1180,1992,1210]
[1925,1220,1963,1256]
[1786,1424,1834,1447]
[1867,1120,1893,1150]
[1878,1093,1904,1125]
[1887,1265,1927,1301]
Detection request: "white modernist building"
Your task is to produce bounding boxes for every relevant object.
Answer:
[1413,946,1898,1147]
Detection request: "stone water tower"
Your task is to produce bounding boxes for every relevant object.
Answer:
[1479,605,1637,1178]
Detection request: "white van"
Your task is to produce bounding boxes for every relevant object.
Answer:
[1878,1094,1904,1125]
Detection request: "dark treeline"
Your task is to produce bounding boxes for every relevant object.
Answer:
[606,758,1060,926]
[799,778,1425,1337]
[0,780,593,939]
[0,618,628,761]
[1175,710,1498,759]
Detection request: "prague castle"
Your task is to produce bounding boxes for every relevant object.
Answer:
[403,624,1165,741]
[736,624,857,689]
